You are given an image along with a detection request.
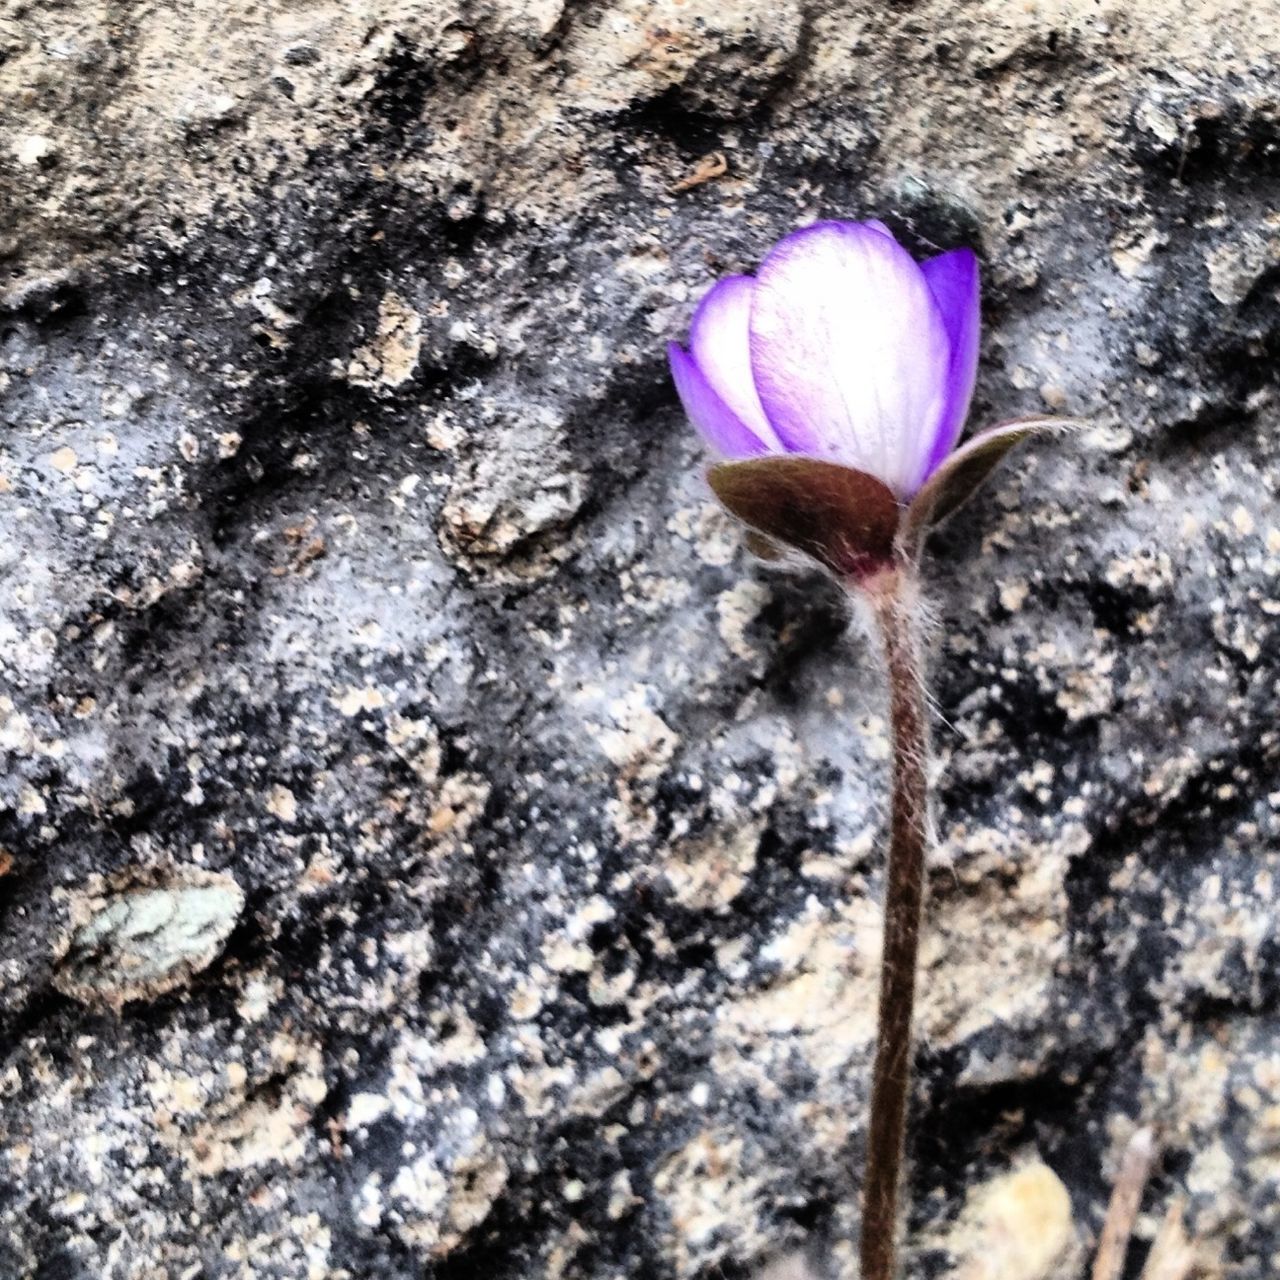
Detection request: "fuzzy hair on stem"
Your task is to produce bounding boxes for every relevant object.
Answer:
[857,565,931,1280]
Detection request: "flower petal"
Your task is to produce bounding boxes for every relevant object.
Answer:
[747,220,951,497]
[688,276,784,452]
[668,342,768,458]
[918,247,981,484]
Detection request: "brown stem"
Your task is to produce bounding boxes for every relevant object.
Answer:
[859,567,930,1280]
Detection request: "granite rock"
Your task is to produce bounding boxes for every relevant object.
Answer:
[2,1,1280,1277]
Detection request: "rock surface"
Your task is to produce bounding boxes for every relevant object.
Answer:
[2,1,1280,1277]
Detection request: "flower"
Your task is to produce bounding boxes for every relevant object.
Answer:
[667,219,980,500]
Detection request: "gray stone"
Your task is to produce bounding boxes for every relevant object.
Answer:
[1,1,1279,1278]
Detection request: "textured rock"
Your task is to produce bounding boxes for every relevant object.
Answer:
[2,1,1280,1278]
[939,1159,1081,1280]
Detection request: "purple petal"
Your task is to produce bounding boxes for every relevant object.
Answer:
[688,277,784,452]
[918,247,980,484]
[668,342,769,458]
[747,221,952,497]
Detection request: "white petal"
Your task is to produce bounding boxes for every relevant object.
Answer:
[747,221,951,496]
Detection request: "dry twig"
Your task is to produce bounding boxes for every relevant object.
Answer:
[1140,1198,1196,1280]
[670,151,728,193]
[1092,1127,1158,1280]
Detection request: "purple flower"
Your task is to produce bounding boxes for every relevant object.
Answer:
[668,220,979,500]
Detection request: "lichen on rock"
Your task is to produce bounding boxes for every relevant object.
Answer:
[52,866,245,1010]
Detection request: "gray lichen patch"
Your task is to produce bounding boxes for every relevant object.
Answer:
[52,867,245,1010]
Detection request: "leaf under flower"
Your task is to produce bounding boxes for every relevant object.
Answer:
[742,530,785,562]
[897,416,1084,561]
[708,455,901,581]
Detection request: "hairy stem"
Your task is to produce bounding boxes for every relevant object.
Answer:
[859,568,930,1280]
